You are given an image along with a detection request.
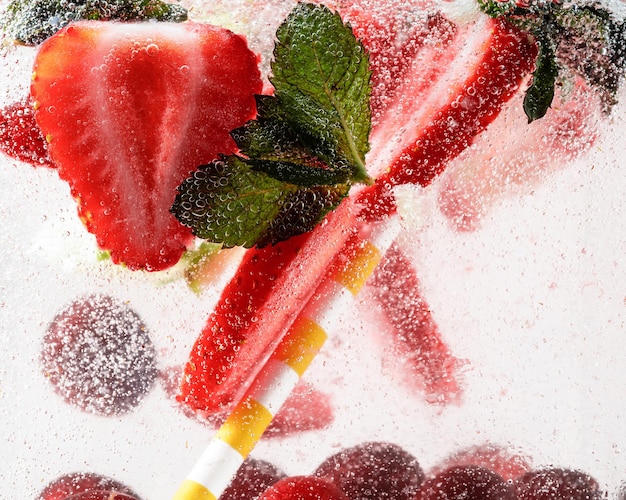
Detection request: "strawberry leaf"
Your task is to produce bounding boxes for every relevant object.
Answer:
[172,156,348,248]
[173,3,370,248]
[478,0,626,119]
[523,35,558,123]
[1,0,187,45]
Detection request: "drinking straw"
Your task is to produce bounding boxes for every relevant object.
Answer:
[172,216,400,500]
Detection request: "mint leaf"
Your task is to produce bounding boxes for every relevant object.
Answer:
[271,2,372,184]
[555,6,626,111]
[173,3,371,248]
[231,96,353,186]
[172,157,347,248]
[1,0,187,45]
[523,36,558,122]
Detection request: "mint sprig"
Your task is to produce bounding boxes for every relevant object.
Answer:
[478,0,626,121]
[1,0,187,45]
[172,3,371,249]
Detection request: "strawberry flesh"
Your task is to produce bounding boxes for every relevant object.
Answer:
[31,21,263,271]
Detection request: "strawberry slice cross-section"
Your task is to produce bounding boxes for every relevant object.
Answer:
[31,21,263,271]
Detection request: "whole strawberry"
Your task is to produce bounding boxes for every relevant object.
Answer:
[31,20,262,271]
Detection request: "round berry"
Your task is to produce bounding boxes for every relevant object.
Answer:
[65,493,138,500]
[259,476,349,500]
[37,472,138,500]
[314,441,424,499]
[515,468,603,499]
[221,458,287,500]
[416,465,517,500]
[434,444,531,481]
[41,294,158,416]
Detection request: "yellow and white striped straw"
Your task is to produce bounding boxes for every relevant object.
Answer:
[173,216,400,500]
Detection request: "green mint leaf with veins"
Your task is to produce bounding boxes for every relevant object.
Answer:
[173,156,348,249]
[271,2,372,184]
[172,3,371,249]
[478,0,626,120]
[524,34,558,122]
[1,0,187,45]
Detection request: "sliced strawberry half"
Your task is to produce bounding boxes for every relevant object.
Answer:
[31,21,262,271]
[0,98,54,168]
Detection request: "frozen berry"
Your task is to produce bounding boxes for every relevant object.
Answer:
[65,493,138,500]
[259,476,349,500]
[37,472,138,500]
[434,444,531,481]
[41,294,158,416]
[221,458,287,500]
[314,441,424,499]
[416,465,517,500]
[515,468,603,499]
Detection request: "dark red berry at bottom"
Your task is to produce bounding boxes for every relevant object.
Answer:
[37,472,138,500]
[259,476,349,500]
[221,458,287,500]
[314,441,424,499]
[416,465,517,500]
[515,468,603,500]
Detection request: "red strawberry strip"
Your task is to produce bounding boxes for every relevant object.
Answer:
[365,242,465,405]
[358,18,538,220]
[178,18,538,414]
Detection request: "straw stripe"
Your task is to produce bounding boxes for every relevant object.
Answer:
[273,316,328,377]
[215,398,274,457]
[330,239,381,295]
[173,480,216,500]
[173,216,401,500]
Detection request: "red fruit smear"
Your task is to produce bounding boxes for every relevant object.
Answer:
[221,458,287,500]
[433,444,532,481]
[358,18,539,220]
[259,476,349,500]
[0,98,53,168]
[41,294,158,416]
[437,77,601,232]
[37,472,138,500]
[364,243,464,404]
[314,441,425,499]
[416,465,517,500]
[266,381,334,437]
[515,468,604,500]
